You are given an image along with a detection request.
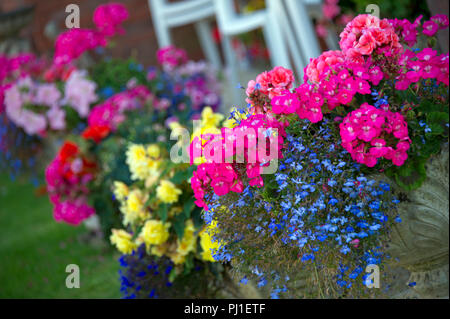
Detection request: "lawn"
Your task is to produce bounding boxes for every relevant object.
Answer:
[0,174,120,298]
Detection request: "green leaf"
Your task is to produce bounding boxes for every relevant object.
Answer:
[420,137,442,156]
[426,123,444,136]
[173,213,186,239]
[417,100,448,114]
[183,197,195,218]
[159,204,168,222]
[427,111,449,123]
[392,157,427,191]
[168,267,178,283]
[192,206,204,229]
[183,255,194,275]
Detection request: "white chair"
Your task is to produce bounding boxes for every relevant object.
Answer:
[215,0,293,105]
[147,0,222,69]
[214,0,322,104]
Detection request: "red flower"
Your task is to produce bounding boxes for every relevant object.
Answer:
[58,141,79,162]
[82,125,111,143]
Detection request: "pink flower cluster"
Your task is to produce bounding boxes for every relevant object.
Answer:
[46,141,96,225]
[54,3,129,65]
[62,70,98,117]
[339,14,401,63]
[315,0,353,39]
[87,85,154,132]
[422,14,449,37]
[3,68,99,136]
[93,3,129,37]
[390,14,449,46]
[176,61,221,111]
[157,46,189,71]
[246,66,295,113]
[190,114,287,210]
[339,103,410,167]
[323,0,340,20]
[389,16,423,47]
[4,77,65,135]
[280,56,382,123]
[396,48,449,89]
[1,53,45,113]
[305,50,345,83]
[54,29,107,65]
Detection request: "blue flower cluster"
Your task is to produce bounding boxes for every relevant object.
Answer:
[118,244,174,299]
[0,114,41,186]
[118,244,220,299]
[371,90,389,108]
[204,119,400,298]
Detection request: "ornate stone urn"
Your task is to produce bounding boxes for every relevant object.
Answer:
[387,143,449,298]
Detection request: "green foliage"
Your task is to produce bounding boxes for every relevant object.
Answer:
[386,96,449,191]
[343,0,430,20]
[91,58,148,94]
[0,174,120,298]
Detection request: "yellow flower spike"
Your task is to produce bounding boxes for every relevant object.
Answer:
[156,180,182,204]
[140,220,171,246]
[110,229,138,254]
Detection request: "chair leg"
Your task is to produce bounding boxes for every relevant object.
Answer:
[265,0,292,69]
[148,0,172,47]
[285,0,321,62]
[222,34,240,107]
[271,0,304,84]
[194,20,222,69]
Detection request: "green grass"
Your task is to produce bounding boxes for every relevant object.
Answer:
[0,174,121,298]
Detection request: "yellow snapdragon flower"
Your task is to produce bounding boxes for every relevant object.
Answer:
[169,251,187,265]
[147,144,160,158]
[120,189,148,226]
[222,118,237,129]
[126,143,161,181]
[113,181,129,202]
[156,180,182,204]
[176,219,197,256]
[140,219,170,246]
[151,242,169,257]
[201,106,224,128]
[199,220,221,262]
[110,229,137,254]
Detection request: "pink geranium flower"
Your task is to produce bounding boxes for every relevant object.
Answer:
[422,20,439,36]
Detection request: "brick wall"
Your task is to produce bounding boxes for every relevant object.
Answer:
[0,0,205,66]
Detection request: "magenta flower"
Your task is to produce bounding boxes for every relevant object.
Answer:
[422,20,439,36]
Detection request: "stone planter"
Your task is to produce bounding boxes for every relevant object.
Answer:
[234,144,449,299]
[387,143,449,298]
